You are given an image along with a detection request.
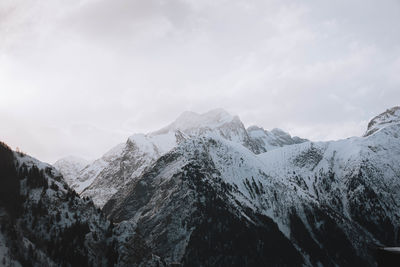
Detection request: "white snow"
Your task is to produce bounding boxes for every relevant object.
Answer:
[382,247,400,253]
[71,143,125,193]
[128,131,178,157]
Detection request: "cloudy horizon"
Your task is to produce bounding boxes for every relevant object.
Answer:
[1,0,400,163]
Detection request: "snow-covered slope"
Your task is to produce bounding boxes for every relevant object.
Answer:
[53,156,90,185]
[102,107,400,266]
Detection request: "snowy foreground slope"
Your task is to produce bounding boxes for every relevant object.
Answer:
[51,107,400,266]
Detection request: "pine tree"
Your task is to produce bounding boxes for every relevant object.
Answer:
[56,211,61,222]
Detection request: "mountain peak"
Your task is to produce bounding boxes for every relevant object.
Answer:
[364,106,400,136]
[152,108,238,135]
[202,108,233,120]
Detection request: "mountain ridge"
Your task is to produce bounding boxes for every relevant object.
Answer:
[56,109,307,207]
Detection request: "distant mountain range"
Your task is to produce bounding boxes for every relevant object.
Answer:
[1,106,399,266]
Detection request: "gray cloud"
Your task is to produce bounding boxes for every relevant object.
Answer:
[1,0,400,162]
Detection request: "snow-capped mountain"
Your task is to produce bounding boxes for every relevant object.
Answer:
[56,109,307,207]
[100,106,400,266]
[50,106,400,266]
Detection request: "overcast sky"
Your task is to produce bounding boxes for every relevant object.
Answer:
[1,0,400,163]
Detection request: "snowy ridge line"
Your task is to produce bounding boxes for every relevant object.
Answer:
[54,109,308,207]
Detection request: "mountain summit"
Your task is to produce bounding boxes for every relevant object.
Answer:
[364,106,400,136]
[151,109,254,149]
[153,109,238,135]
